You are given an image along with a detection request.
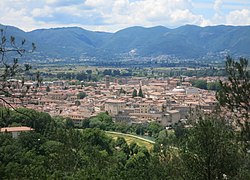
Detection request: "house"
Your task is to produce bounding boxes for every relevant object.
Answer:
[0,126,34,138]
[104,99,126,116]
[161,110,181,126]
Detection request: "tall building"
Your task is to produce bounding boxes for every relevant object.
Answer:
[105,75,110,89]
[105,99,126,116]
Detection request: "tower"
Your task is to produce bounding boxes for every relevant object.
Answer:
[105,75,110,89]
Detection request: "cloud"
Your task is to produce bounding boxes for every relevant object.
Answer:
[85,0,113,7]
[31,6,53,18]
[226,9,250,25]
[91,0,205,28]
[214,0,223,13]
[0,0,249,32]
[212,0,224,25]
[45,0,85,7]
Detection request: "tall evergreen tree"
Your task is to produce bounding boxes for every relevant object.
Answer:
[132,89,137,98]
[138,87,144,98]
[216,56,250,119]
[181,115,242,180]
[216,56,250,152]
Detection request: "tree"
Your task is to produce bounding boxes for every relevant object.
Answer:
[86,70,92,75]
[123,145,151,180]
[173,122,187,144]
[0,107,52,133]
[89,112,113,130]
[115,137,127,147]
[216,56,250,119]
[181,115,242,180]
[132,89,137,98]
[103,69,112,76]
[192,79,207,89]
[216,56,250,153]
[75,100,81,106]
[113,69,121,76]
[153,130,169,153]
[138,86,144,98]
[46,86,50,92]
[147,122,163,137]
[207,81,221,91]
[0,28,36,110]
[135,125,144,135]
[76,72,87,81]
[77,92,87,99]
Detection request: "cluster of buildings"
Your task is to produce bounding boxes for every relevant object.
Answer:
[0,76,221,127]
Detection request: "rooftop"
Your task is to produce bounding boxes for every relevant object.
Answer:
[0,126,34,132]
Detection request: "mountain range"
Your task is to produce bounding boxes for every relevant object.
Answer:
[1,24,250,61]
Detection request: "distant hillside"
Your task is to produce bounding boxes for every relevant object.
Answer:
[0,24,250,61]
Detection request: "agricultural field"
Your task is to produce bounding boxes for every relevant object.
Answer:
[106,131,155,150]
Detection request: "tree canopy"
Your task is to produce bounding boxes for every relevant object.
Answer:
[217,56,250,119]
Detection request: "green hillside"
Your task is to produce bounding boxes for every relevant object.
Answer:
[1,24,250,60]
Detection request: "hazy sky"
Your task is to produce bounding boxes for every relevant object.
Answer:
[1,0,250,32]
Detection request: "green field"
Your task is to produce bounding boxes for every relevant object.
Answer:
[106,131,155,150]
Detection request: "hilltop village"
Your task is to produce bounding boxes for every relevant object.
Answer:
[1,76,222,127]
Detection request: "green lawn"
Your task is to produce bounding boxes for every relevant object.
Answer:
[106,131,155,150]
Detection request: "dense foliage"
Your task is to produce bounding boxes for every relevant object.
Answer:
[0,108,158,179]
[42,67,227,82]
[82,112,163,138]
[0,108,250,179]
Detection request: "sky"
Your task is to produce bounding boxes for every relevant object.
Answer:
[0,0,250,32]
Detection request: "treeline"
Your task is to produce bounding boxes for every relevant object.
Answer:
[55,69,131,81]
[0,108,250,179]
[55,68,226,80]
[191,79,221,90]
[82,112,163,138]
[37,67,226,82]
[89,59,220,68]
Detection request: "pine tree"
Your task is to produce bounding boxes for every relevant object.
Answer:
[216,56,250,152]
[181,115,242,180]
[138,87,144,98]
[132,89,137,98]
[216,56,250,119]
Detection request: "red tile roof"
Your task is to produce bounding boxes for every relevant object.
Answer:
[0,126,34,132]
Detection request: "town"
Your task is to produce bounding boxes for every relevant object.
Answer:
[1,74,222,128]
[1,0,250,177]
